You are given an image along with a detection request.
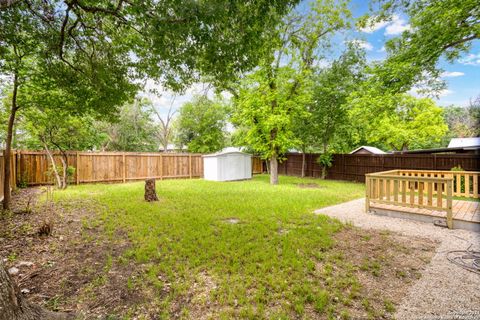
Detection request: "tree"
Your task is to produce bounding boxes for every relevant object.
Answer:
[232,0,350,184]
[97,99,158,152]
[174,95,229,153]
[442,97,480,141]
[22,108,103,189]
[0,1,137,209]
[293,45,366,177]
[151,96,178,152]
[349,94,448,151]
[360,0,479,93]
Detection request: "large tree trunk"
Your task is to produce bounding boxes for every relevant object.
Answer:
[3,72,19,211]
[0,261,73,320]
[270,155,278,185]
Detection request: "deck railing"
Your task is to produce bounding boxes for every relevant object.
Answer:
[365,170,480,229]
[396,170,479,198]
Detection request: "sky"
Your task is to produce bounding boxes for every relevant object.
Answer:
[143,0,480,117]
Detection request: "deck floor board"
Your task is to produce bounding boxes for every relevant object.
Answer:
[371,198,480,224]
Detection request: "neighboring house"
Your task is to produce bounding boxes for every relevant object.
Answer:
[394,137,480,154]
[448,137,480,149]
[158,144,187,153]
[349,146,387,155]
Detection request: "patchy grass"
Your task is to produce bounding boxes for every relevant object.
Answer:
[1,175,437,319]
[50,175,365,318]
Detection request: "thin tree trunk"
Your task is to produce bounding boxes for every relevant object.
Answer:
[321,143,327,180]
[270,155,278,185]
[60,156,67,189]
[43,142,62,189]
[3,72,19,210]
[59,151,68,189]
[301,151,306,178]
[0,260,73,320]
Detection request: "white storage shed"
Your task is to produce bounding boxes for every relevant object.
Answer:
[203,151,252,181]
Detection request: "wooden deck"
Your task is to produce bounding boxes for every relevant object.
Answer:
[370,199,480,230]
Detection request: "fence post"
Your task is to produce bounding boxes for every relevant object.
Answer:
[365,175,370,212]
[160,154,163,180]
[446,179,453,229]
[189,154,192,179]
[76,151,80,185]
[122,153,126,183]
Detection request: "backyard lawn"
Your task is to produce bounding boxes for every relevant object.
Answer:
[1,175,436,319]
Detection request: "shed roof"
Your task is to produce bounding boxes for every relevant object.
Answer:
[349,146,387,154]
[448,137,480,148]
[202,150,252,158]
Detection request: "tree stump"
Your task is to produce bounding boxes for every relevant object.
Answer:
[144,179,159,202]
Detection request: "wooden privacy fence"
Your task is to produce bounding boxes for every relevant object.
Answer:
[16,151,204,185]
[365,170,480,229]
[277,153,480,182]
[9,151,264,186]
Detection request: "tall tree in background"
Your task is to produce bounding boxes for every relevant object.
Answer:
[151,97,178,152]
[233,0,351,184]
[174,95,229,153]
[349,94,448,151]
[97,99,158,152]
[442,97,480,141]
[294,45,366,177]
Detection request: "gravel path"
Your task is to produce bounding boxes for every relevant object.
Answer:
[314,198,480,320]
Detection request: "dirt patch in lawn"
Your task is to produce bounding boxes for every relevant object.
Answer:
[0,188,147,319]
[322,227,438,319]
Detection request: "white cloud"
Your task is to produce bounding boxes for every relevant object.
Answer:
[459,53,480,66]
[378,46,386,53]
[384,15,411,35]
[358,15,410,36]
[438,89,454,97]
[349,39,373,51]
[441,71,465,78]
[359,16,390,33]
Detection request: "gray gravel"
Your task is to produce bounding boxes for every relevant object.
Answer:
[314,198,480,320]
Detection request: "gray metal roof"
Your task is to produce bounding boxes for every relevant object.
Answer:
[448,137,480,148]
[349,146,387,154]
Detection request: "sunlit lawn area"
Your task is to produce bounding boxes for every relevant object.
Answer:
[39,175,434,319]
[51,174,368,318]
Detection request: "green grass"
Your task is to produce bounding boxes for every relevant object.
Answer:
[51,174,364,318]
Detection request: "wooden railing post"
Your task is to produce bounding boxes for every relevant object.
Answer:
[365,176,370,212]
[122,153,126,183]
[446,179,453,229]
